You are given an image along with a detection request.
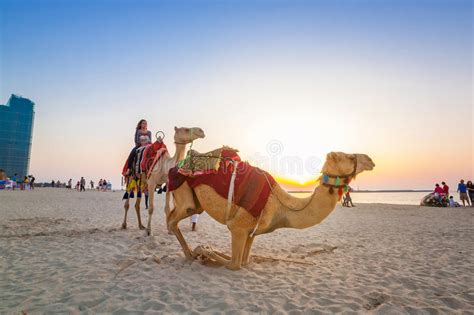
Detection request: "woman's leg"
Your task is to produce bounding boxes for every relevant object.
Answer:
[127,147,138,172]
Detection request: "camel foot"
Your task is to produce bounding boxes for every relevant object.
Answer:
[139,225,146,230]
[192,245,241,270]
[192,245,211,259]
[225,264,241,271]
[146,228,152,236]
[122,222,127,229]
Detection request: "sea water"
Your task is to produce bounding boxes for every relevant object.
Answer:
[291,191,436,205]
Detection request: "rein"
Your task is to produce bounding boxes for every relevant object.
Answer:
[176,128,194,168]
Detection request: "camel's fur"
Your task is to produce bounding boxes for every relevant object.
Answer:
[167,151,375,270]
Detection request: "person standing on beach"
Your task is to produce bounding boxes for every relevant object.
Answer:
[90,180,94,189]
[442,182,449,199]
[434,183,444,199]
[344,187,355,207]
[457,180,471,207]
[23,176,30,190]
[29,175,35,189]
[466,181,474,206]
[80,177,86,192]
[12,173,17,190]
[191,214,199,231]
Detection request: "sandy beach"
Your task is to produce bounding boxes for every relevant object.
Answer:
[1,188,473,313]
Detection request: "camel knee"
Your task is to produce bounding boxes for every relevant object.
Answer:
[168,221,179,233]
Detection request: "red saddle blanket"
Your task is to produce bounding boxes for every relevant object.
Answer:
[168,149,276,218]
[122,141,167,177]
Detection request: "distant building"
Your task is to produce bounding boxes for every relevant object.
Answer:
[0,94,35,178]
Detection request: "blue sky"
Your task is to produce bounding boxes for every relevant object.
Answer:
[1,0,472,189]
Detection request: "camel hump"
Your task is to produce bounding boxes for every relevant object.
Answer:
[179,146,240,176]
[188,145,239,158]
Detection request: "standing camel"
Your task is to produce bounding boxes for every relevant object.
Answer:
[167,151,375,270]
[122,126,205,232]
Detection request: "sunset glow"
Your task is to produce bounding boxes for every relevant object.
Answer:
[1,0,472,190]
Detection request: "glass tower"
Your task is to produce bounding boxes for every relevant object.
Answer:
[0,94,35,178]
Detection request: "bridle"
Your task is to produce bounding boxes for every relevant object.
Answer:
[174,128,194,146]
[321,156,358,196]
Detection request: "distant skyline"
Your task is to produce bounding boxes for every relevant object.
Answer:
[1,0,472,190]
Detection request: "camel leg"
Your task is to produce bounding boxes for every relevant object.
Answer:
[168,206,194,259]
[122,198,130,229]
[168,183,202,259]
[194,228,248,270]
[135,195,145,230]
[167,193,196,259]
[164,191,173,233]
[164,191,171,218]
[242,235,255,266]
[146,179,157,236]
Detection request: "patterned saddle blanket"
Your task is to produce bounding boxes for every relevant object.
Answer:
[122,140,167,178]
[168,148,276,218]
[178,146,237,176]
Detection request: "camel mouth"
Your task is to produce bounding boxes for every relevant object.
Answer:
[192,128,205,139]
[367,161,375,171]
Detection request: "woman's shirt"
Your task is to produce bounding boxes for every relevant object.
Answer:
[134,129,152,147]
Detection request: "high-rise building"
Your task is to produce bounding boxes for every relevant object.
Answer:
[0,94,35,178]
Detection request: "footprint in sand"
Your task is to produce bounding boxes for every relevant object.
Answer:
[363,292,390,310]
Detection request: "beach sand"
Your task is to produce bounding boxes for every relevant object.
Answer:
[1,188,473,313]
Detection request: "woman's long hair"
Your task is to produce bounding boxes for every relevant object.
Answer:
[136,119,147,130]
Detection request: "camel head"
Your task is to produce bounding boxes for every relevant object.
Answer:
[321,152,375,178]
[174,126,205,144]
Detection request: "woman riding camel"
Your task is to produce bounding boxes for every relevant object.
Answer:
[126,119,152,174]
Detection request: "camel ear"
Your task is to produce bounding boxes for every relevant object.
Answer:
[174,126,178,131]
[327,152,338,161]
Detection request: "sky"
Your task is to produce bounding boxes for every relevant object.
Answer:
[0,0,472,190]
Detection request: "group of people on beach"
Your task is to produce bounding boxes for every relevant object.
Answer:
[66,178,111,191]
[433,180,474,207]
[8,174,35,190]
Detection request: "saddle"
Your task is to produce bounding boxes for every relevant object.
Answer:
[168,147,276,218]
[178,146,239,176]
[122,140,167,178]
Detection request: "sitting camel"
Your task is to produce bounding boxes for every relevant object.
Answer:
[167,151,375,270]
[122,126,205,232]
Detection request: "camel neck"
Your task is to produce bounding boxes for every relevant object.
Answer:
[280,184,340,230]
[172,143,187,164]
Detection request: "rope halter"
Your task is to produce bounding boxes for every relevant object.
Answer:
[321,156,358,199]
[176,128,194,168]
